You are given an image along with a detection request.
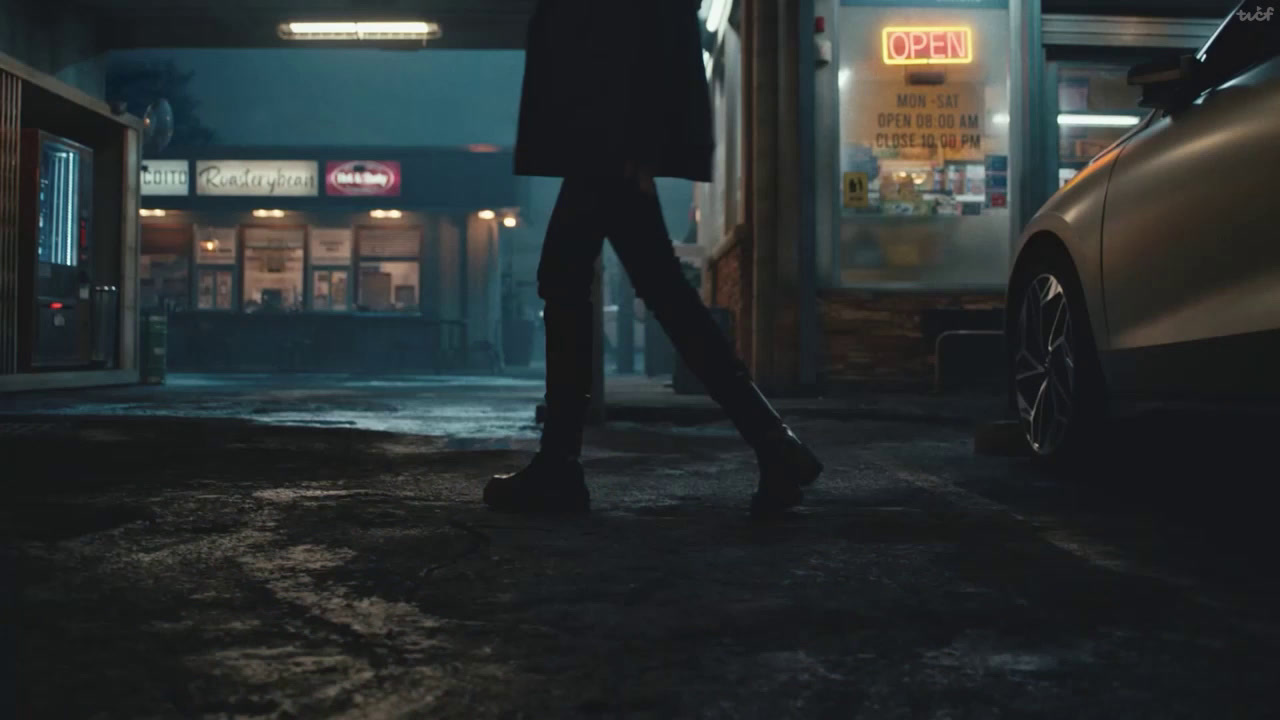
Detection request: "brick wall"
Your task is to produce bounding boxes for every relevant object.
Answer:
[708,226,753,368]
[821,291,1004,388]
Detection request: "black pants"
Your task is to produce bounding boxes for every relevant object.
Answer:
[536,176,779,455]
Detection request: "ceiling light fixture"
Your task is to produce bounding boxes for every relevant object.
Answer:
[478,209,496,220]
[1058,113,1143,127]
[279,21,442,43]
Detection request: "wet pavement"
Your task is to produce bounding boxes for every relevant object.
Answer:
[0,373,1009,438]
[4,378,1280,718]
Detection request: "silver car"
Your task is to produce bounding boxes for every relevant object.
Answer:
[1006,2,1280,460]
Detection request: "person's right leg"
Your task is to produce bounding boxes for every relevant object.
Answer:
[484,176,608,514]
[605,174,823,517]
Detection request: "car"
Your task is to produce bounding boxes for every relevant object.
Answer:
[1005,1,1280,461]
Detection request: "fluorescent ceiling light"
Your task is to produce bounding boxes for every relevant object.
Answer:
[1058,113,1142,127]
[279,21,441,41]
[705,0,729,33]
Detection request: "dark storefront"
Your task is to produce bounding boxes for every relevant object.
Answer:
[137,146,521,373]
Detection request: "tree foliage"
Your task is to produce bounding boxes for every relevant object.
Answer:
[105,58,216,149]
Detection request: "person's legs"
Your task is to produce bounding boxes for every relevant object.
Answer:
[606,175,823,516]
[484,177,608,514]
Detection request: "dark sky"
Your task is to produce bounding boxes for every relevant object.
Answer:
[116,48,528,146]
[107,47,696,237]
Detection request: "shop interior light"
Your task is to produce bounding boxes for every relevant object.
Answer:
[992,112,1011,125]
[139,209,166,217]
[203,239,219,252]
[252,209,286,218]
[478,209,496,220]
[278,21,441,42]
[370,209,403,219]
[1058,113,1142,127]
[502,216,518,228]
[705,0,730,33]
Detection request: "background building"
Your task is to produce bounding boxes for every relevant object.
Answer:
[698,0,1236,391]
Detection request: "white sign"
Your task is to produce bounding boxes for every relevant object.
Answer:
[195,160,319,197]
[140,159,190,196]
[309,228,354,265]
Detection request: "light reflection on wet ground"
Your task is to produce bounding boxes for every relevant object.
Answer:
[0,373,548,439]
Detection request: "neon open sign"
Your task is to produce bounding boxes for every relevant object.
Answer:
[882,27,973,65]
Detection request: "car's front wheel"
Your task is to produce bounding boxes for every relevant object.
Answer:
[1008,246,1107,464]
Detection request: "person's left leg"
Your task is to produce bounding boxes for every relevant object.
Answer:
[606,173,823,516]
[483,176,609,514]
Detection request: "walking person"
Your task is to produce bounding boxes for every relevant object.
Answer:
[484,0,823,518]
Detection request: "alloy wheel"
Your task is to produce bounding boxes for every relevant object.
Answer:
[1014,273,1076,455]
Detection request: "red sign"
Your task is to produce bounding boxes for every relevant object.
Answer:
[325,161,401,197]
[882,27,973,66]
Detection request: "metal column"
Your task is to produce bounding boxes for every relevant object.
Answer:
[1009,0,1046,264]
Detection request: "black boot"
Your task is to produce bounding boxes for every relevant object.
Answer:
[484,300,593,515]
[749,423,824,518]
[643,276,824,517]
[609,185,824,516]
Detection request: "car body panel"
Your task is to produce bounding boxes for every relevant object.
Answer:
[1012,140,1127,358]
[1100,56,1280,398]
[1102,56,1280,352]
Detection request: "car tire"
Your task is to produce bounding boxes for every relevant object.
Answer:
[1007,243,1109,469]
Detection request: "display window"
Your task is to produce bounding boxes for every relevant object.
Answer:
[140,224,191,311]
[192,226,237,311]
[1054,64,1145,188]
[312,270,350,311]
[196,268,235,310]
[242,225,305,313]
[355,227,422,313]
[837,3,1011,288]
[308,227,354,311]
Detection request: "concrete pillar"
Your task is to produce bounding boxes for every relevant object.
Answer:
[1009,0,1045,267]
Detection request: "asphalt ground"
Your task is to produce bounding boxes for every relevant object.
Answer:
[4,395,1279,719]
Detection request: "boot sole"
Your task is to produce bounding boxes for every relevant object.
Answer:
[750,454,824,518]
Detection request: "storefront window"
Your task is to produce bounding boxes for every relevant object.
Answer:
[837,3,1011,289]
[242,226,305,313]
[308,227,354,311]
[140,225,191,311]
[1055,64,1145,188]
[312,270,350,311]
[193,226,237,310]
[356,227,421,313]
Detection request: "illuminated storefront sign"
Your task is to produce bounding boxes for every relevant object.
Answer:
[325,161,401,197]
[882,27,973,65]
[849,82,985,162]
[195,160,319,197]
[140,159,190,196]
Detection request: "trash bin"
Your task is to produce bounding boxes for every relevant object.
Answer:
[141,313,167,385]
[91,285,119,368]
